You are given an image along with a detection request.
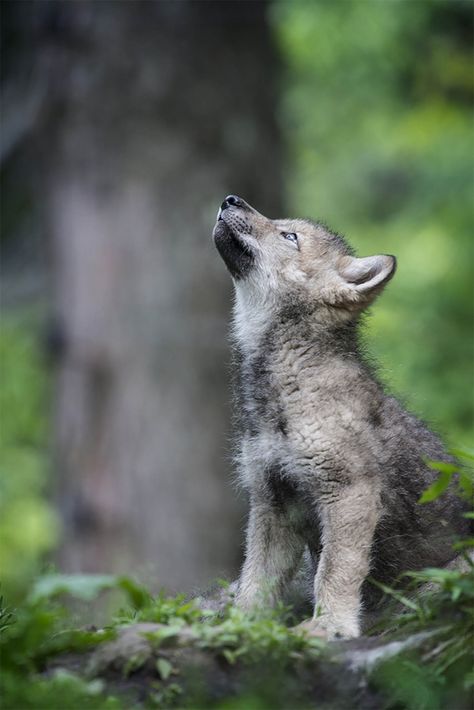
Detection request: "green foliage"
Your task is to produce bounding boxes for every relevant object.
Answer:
[2,561,473,709]
[28,573,151,609]
[115,592,209,626]
[0,594,15,634]
[0,573,152,709]
[198,606,323,665]
[146,604,323,667]
[0,575,323,709]
[0,315,58,598]
[418,468,456,504]
[1,670,123,710]
[155,657,174,681]
[371,561,474,710]
[419,448,474,503]
[272,0,473,443]
[368,456,474,710]
[148,681,183,708]
[117,591,323,667]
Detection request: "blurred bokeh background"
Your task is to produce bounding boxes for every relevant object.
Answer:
[1,0,472,602]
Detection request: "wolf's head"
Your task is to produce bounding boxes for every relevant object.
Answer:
[213,195,396,323]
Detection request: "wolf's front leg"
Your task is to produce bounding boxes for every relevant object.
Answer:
[302,480,381,639]
[236,499,305,610]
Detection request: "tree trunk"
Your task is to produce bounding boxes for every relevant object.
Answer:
[42,0,282,591]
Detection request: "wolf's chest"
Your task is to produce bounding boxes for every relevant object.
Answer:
[243,441,322,542]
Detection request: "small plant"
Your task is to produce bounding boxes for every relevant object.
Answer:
[369,449,474,710]
[0,594,15,634]
[0,574,146,709]
[419,448,474,504]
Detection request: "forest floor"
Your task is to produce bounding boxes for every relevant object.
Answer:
[1,570,473,710]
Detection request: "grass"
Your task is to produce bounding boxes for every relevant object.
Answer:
[1,550,473,710]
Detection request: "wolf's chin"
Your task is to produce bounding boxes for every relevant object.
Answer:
[213,220,255,280]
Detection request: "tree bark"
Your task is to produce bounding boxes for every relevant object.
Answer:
[38,0,282,591]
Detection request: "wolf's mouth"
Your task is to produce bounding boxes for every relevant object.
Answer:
[213,214,255,280]
[212,217,232,240]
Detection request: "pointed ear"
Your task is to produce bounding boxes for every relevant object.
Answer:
[337,254,396,303]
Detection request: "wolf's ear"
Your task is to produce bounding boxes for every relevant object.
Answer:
[336,254,396,305]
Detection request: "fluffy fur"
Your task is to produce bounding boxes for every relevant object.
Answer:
[213,196,468,639]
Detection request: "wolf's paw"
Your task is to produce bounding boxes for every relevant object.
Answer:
[294,616,359,641]
[294,617,330,639]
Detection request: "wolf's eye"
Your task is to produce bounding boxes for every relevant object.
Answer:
[282,232,298,245]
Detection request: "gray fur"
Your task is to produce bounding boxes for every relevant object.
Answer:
[213,197,469,639]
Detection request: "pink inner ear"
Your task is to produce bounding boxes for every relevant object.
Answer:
[351,264,378,285]
[339,255,396,293]
[355,256,396,292]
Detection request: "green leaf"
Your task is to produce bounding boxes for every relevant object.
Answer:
[123,654,146,677]
[451,586,462,602]
[145,624,184,645]
[28,574,118,603]
[221,648,237,664]
[367,578,421,612]
[425,460,459,474]
[453,538,474,551]
[406,567,459,581]
[156,657,173,680]
[116,577,151,610]
[27,573,151,609]
[418,470,453,503]
[450,448,474,462]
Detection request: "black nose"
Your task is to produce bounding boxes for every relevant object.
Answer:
[221,194,242,210]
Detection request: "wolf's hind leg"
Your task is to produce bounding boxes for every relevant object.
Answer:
[236,500,305,610]
[412,550,474,597]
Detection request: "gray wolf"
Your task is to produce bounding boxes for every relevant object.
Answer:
[213,195,469,639]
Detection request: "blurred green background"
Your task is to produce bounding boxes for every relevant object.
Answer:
[272,0,473,444]
[1,0,472,601]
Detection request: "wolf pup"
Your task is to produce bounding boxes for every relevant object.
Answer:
[212,195,468,639]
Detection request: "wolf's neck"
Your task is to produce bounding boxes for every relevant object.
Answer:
[232,284,279,354]
[233,286,364,364]
[234,309,375,432]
